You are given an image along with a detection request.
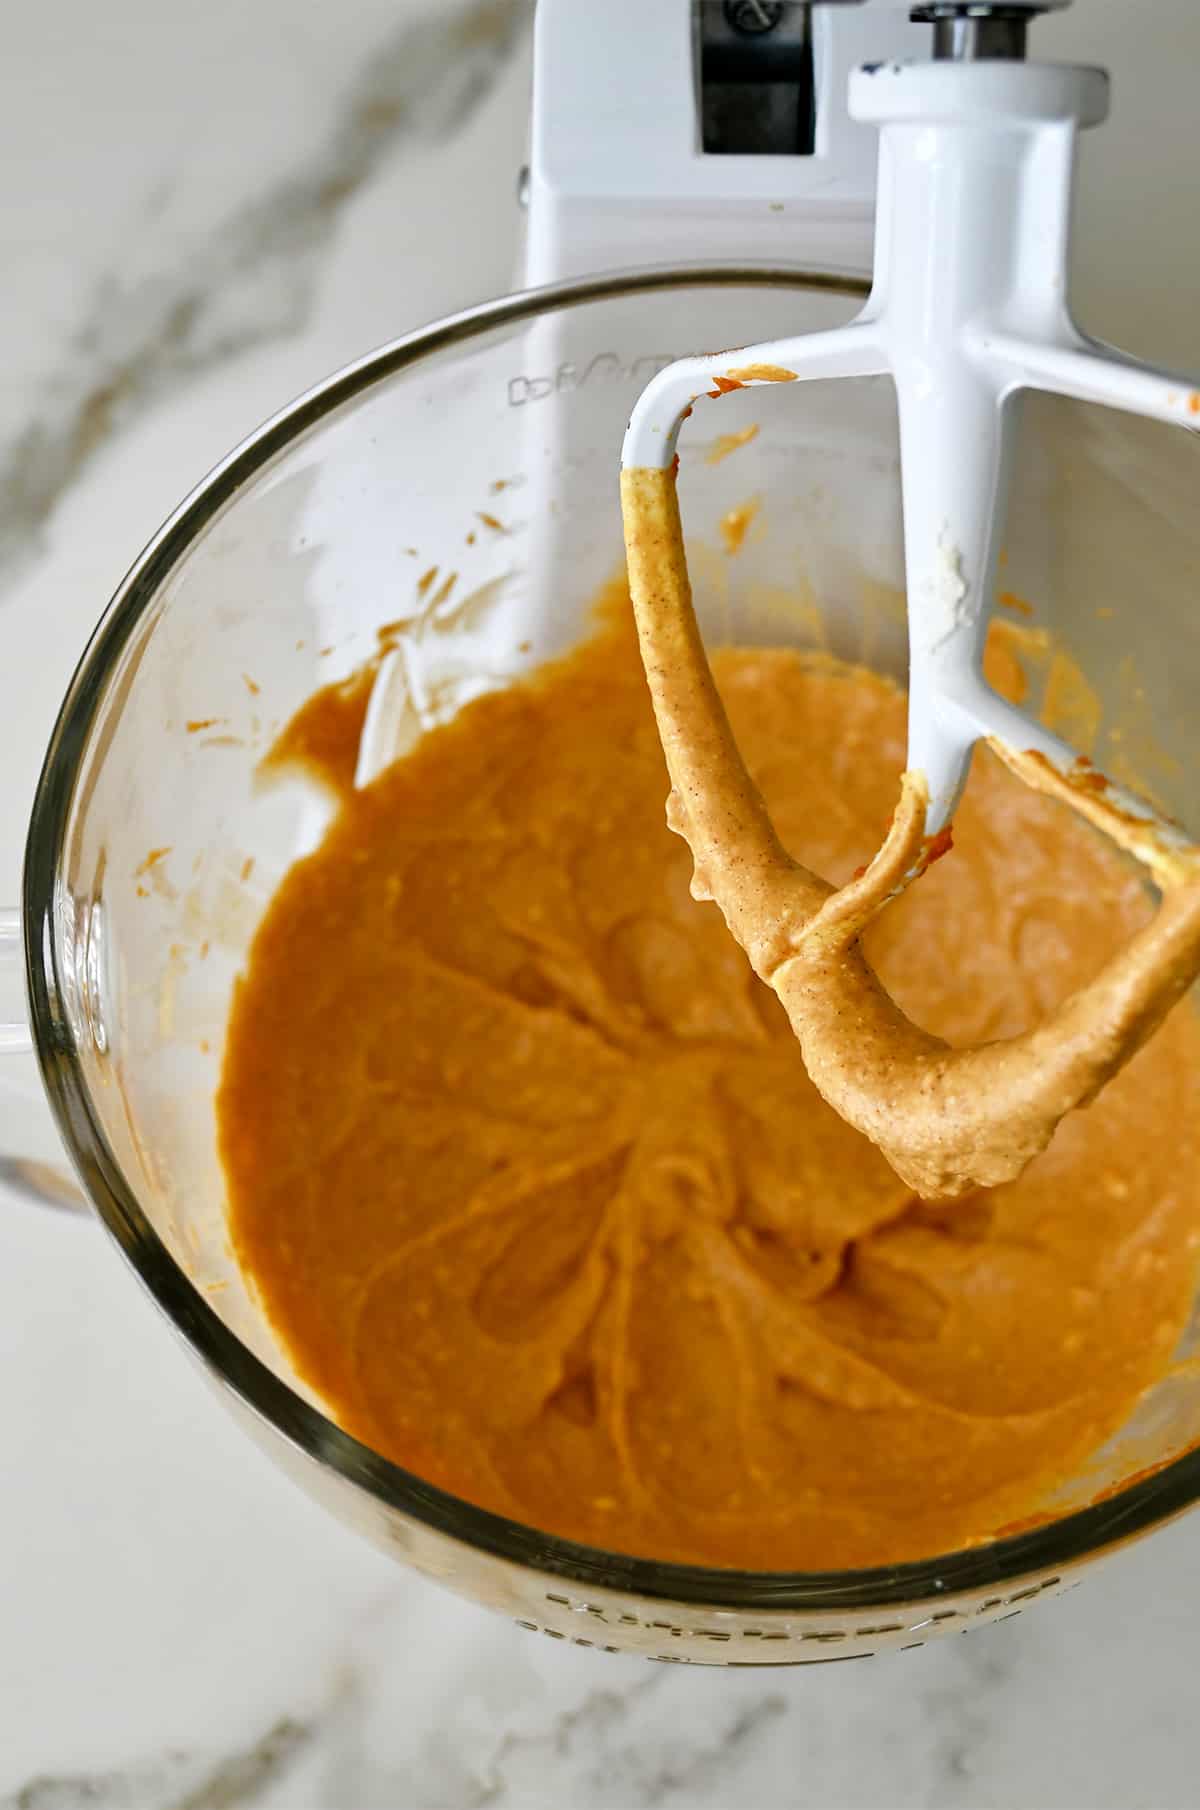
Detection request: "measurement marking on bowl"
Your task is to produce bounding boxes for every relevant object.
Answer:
[531,1574,1065,1653]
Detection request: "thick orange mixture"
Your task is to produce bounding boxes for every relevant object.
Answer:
[219,596,1200,1569]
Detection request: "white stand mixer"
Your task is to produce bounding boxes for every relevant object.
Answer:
[619,0,1199,861]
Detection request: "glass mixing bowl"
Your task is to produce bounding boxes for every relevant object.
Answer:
[10,268,1200,1663]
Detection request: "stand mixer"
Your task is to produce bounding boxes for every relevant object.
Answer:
[6,0,1200,1659]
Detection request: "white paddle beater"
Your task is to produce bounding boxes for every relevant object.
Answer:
[622,0,1199,857]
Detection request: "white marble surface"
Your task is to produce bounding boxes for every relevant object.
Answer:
[4,3,1200,1805]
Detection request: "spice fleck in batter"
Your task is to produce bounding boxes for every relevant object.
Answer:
[219,587,1200,1569]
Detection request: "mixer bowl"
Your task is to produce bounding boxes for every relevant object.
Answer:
[22,267,1200,1663]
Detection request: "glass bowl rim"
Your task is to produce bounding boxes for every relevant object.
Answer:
[23,261,1200,1613]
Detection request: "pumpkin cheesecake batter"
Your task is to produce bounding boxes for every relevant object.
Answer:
[220,586,1200,1569]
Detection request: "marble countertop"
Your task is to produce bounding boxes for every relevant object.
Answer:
[3,3,1200,1805]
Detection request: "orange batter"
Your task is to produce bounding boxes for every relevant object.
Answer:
[219,590,1200,1569]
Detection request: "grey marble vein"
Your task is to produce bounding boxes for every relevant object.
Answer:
[0,0,529,581]
[2,1716,311,1810]
[546,1689,788,1810]
[915,1627,1018,1810]
[0,1613,1093,1810]
[342,1670,789,1810]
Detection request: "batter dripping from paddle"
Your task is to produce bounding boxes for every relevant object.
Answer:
[621,464,1200,1201]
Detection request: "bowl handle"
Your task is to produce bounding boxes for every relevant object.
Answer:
[0,910,88,1211]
